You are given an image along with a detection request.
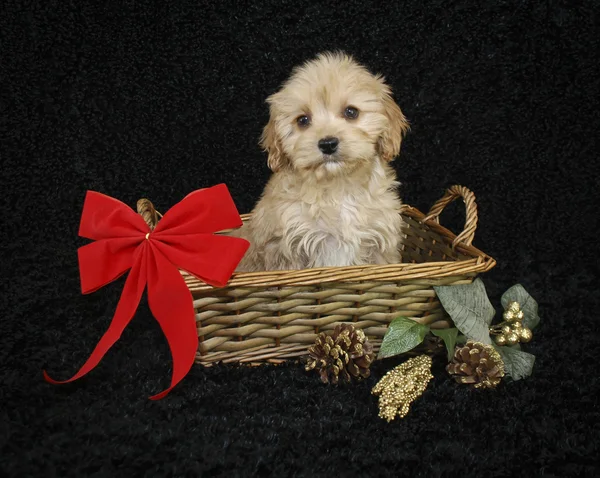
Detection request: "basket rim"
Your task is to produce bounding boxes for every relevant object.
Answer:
[183,203,496,291]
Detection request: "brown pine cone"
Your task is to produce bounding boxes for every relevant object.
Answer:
[305,323,374,384]
[446,340,505,389]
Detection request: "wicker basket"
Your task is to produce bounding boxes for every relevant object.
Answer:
[138,185,495,367]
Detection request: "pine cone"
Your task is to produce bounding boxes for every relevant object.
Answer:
[305,323,374,384]
[446,340,505,389]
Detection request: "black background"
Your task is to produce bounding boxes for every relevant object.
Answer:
[2,1,599,476]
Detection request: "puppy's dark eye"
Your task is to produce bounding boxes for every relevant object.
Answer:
[344,106,359,120]
[296,115,311,127]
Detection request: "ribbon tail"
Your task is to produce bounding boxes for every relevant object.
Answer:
[43,246,148,386]
[146,244,198,400]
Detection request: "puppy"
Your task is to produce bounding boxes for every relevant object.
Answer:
[235,51,409,272]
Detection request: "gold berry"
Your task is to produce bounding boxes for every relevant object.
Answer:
[516,310,524,321]
[511,321,523,329]
[519,328,533,343]
[502,325,512,335]
[506,332,519,345]
[503,310,515,321]
[494,334,507,346]
[508,301,521,313]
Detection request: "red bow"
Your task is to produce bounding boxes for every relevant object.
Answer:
[43,184,249,400]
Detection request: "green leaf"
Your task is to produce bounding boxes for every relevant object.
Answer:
[431,328,459,362]
[378,317,430,359]
[501,284,540,330]
[434,278,495,345]
[496,346,536,381]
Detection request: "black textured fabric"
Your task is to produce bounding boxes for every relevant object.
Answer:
[2,1,599,476]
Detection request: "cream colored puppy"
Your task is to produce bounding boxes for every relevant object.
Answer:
[235,51,409,272]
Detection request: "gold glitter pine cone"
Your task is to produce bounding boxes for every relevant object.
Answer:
[305,323,374,384]
[446,340,505,389]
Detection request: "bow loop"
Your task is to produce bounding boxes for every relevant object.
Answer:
[150,234,248,288]
[153,184,243,236]
[78,237,143,294]
[79,191,150,240]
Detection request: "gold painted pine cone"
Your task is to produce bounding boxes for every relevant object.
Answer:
[446,340,505,389]
[305,323,375,384]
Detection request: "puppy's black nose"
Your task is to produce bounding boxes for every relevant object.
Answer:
[318,137,339,155]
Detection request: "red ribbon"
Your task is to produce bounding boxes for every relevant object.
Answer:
[43,184,250,400]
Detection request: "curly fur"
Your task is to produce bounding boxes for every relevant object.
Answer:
[234,52,410,272]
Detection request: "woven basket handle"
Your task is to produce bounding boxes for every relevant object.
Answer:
[137,198,159,231]
[423,185,478,248]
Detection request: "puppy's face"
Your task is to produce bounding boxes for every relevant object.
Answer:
[261,52,409,177]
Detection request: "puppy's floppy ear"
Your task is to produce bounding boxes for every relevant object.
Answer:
[260,103,286,172]
[378,88,410,162]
